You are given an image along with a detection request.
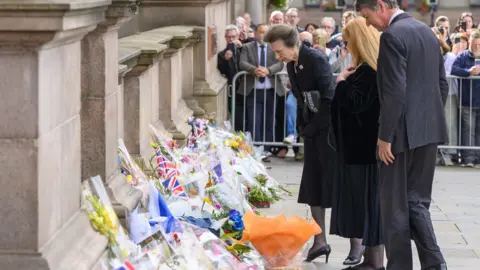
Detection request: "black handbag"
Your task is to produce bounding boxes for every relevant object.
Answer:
[302,90,321,123]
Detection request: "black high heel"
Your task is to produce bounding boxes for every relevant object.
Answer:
[343,247,365,265]
[305,244,331,263]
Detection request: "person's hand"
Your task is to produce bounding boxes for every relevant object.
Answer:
[469,66,480,76]
[233,40,243,47]
[339,46,348,60]
[224,50,233,60]
[259,67,270,76]
[467,28,472,37]
[336,66,355,83]
[452,42,466,55]
[254,67,264,77]
[377,138,395,165]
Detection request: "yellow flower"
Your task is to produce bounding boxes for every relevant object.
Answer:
[126,175,133,182]
[150,142,158,148]
[204,197,213,205]
[234,135,242,142]
[230,141,240,148]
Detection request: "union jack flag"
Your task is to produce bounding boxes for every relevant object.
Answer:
[155,148,178,178]
[187,135,196,149]
[162,174,188,198]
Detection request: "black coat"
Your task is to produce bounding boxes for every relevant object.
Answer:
[377,13,448,153]
[217,45,241,86]
[332,63,380,165]
[287,44,336,207]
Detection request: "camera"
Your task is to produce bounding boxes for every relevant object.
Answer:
[437,26,445,35]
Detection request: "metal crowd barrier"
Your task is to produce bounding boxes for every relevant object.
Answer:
[228,71,480,157]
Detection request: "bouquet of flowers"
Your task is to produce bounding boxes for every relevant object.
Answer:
[224,132,253,156]
[240,211,321,268]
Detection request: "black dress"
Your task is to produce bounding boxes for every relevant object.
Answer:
[330,63,383,246]
[287,44,336,208]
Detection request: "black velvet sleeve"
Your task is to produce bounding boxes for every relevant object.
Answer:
[334,64,378,114]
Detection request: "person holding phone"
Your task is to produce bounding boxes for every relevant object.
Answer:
[451,30,480,168]
[441,33,468,165]
[455,12,476,38]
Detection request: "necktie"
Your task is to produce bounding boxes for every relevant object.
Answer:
[259,45,266,83]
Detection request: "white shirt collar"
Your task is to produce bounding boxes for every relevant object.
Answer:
[257,42,266,47]
[389,9,404,26]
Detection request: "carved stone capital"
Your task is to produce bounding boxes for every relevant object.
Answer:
[97,0,140,32]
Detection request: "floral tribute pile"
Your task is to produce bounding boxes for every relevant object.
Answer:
[82,117,320,270]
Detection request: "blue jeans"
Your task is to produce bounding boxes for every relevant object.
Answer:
[285,92,297,136]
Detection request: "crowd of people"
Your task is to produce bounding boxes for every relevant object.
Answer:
[215,0,480,270]
[218,5,480,168]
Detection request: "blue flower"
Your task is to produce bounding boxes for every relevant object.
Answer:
[232,219,244,231]
[228,210,244,231]
[229,209,241,217]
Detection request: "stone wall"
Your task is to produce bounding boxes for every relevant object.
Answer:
[0,0,230,268]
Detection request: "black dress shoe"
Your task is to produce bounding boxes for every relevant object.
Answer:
[305,244,331,263]
[424,263,447,270]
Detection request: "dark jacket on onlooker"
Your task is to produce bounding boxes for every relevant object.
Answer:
[217,44,241,87]
[451,50,480,108]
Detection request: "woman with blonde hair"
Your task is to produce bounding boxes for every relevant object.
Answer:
[330,17,384,270]
[312,28,331,56]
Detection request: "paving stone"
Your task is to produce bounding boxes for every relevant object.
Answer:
[433,221,461,233]
[262,159,480,269]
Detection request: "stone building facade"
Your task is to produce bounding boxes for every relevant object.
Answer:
[0,0,233,268]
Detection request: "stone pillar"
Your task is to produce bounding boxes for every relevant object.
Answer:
[119,37,167,157]
[0,1,109,269]
[246,0,266,25]
[81,0,138,183]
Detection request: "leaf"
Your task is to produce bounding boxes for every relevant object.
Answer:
[232,244,252,253]
[221,231,242,240]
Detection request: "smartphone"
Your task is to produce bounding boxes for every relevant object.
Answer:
[226,42,235,51]
[461,22,467,31]
[475,59,480,67]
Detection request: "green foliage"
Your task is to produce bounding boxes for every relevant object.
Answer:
[269,0,288,9]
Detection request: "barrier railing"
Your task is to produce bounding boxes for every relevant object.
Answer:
[229,71,480,159]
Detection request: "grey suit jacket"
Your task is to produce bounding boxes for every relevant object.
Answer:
[238,41,286,96]
[377,13,448,154]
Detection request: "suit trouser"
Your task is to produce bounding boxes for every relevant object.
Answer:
[246,88,275,146]
[460,107,480,163]
[379,143,445,270]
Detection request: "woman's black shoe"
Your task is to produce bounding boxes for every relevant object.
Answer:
[343,247,366,265]
[305,244,331,263]
[343,255,362,265]
[343,265,385,270]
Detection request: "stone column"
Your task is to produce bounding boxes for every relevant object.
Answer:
[246,0,266,25]
[119,37,167,157]
[81,0,138,183]
[0,1,109,269]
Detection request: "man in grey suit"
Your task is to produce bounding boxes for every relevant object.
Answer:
[355,1,448,270]
[239,23,285,148]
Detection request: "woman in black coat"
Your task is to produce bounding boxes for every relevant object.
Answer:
[287,43,337,262]
[265,24,336,264]
[330,18,384,270]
